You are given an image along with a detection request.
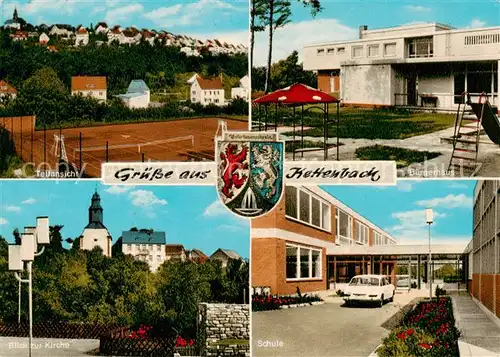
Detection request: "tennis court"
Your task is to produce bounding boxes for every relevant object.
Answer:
[0,116,248,177]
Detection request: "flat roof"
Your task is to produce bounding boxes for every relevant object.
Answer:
[329,243,469,256]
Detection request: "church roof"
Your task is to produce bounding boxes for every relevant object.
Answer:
[122,230,166,245]
[85,222,107,229]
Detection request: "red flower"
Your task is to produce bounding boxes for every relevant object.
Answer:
[418,343,432,350]
[406,328,414,336]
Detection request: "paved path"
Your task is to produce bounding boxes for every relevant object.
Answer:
[452,295,500,356]
[253,297,402,357]
[0,337,99,357]
[281,126,500,177]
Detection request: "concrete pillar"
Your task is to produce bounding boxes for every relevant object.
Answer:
[497,60,500,106]
[417,255,421,289]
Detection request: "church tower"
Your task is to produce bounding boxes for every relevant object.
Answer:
[79,190,112,256]
[13,8,19,21]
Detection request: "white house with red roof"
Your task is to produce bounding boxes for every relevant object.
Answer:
[95,22,109,35]
[75,27,89,46]
[190,75,225,106]
[231,75,249,102]
[0,80,17,101]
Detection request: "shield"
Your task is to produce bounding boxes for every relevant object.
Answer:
[216,127,284,218]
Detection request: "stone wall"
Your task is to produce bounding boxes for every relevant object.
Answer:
[197,303,250,357]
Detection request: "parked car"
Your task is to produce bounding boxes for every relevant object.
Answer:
[343,275,395,307]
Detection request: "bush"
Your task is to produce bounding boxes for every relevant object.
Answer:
[252,288,322,312]
[435,286,447,298]
[336,289,345,297]
[377,297,459,357]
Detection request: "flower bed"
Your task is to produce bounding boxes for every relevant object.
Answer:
[252,294,323,311]
[377,297,459,357]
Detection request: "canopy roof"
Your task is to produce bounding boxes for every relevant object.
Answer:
[253,83,339,105]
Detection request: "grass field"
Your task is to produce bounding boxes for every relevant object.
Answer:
[266,107,456,140]
[355,145,441,168]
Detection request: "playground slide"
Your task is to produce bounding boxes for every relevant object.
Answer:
[468,101,500,145]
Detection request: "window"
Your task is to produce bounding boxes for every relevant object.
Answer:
[407,37,433,58]
[337,47,345,53]
[317,48,325,55]
[356,222,369,244]
[374,232,383,245]
[337,209,352,244]
[286,245,298,279]
[192,91,196,95]
[156,254,161,260]
[368,44,379,57]
[99,92,103,96]
[285,186,298,218]
[352,46,363,58]
[384,43,396,56]
[215,99,219,103]
[285,186,331,230]
[286,244,322,280]
[327,48,335,55]
[299,190,310,222]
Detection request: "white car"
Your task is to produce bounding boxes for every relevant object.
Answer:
[343,275,395,307]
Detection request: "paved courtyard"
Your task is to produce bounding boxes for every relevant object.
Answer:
[0,337,99,357]
[282,125,500,177]
[252,297,404,357]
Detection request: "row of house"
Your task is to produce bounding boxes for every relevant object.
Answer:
[79,191,243,271]
[1,74,248,108]
[2,9,247,56]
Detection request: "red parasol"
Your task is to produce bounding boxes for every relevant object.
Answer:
[253,83,339,105]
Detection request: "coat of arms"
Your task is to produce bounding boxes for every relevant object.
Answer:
[215,121,284,218]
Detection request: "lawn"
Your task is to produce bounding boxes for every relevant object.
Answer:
[285,139,342,153]
[355,145,441,168]
[260,107,455,140]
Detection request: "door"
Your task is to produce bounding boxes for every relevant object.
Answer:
[407,71,417,106]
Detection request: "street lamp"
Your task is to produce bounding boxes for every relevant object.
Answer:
[425,208,433,300]
[8,217,50,357]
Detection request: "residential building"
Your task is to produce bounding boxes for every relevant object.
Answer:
[0,80,17,100]
[231,75,250,101]
[10,31,28,41]
[303,23,500,110]
[181,47,200,57]
[165,244,187,261]
[95,22,109,35]
[79,191,112,257]
[210,248,242,268]
[117,79,150,108]
[39,33,49,45]
[75,27,89,46]
[187,248,209,262]
[71,76,107,102]
[107,26,124,44]
[121,230,167,271]
[190,75,225,106]
[470,180,500,319]
[49,25,72,37]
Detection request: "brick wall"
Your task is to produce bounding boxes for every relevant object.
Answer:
[252,194,336,244]
[480,274,495,312]
[496,275,500,319]
[252,238,327,295]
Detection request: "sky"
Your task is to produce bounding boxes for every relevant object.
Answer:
[253,0,500,65]
[321,179,476,247]
[1,0,250,44]
[0,180,249,258]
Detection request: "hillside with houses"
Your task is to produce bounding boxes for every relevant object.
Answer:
[0,8,249,128]
[2,8,247,56]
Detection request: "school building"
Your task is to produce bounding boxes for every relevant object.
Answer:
[251,182,500,320]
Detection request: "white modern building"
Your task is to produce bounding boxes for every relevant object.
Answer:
[231,75,250,101]
[117,79,150,108]
[304,23,500,110]
[190,75,225,106]
[121,230,167,271]
[39,33,49,45]
[79,191,112,257]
